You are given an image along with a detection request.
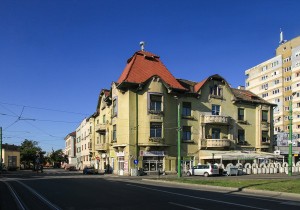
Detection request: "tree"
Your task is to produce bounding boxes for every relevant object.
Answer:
[19,139,42,169]
[50,149,68,168]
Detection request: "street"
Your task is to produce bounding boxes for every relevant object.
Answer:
[1,169,300,210]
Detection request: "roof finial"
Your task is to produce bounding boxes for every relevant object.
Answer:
[139,41,145,51]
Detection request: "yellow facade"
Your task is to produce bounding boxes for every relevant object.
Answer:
[88,75,274,175]
[1,146,20,170]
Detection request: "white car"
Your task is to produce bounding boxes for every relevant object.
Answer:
[186,164,219,177]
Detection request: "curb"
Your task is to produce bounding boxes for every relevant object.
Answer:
[142,179,300,200]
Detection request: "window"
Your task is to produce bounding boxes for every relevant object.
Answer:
[284,86,291,91]
[210,85,222,97]
[112,125,117,142]
[8,156,17,167]
[262,110,268,122]
[262,131,269,143]
[182,126,191,141]
[238,129,245,144]
[212,128,220,139]
[182,102,191,117]
[112,98,118,117]
[212,104,220,115]
[150,122,162,138]
[274,79,280,85]
[103,115,106,123]
[149,94,162,113]
[238,108,244,121]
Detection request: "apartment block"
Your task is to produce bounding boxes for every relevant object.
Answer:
[245,33,300,161]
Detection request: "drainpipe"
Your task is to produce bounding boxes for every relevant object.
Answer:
[136,92,139,165]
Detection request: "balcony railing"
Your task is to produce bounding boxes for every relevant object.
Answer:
[95,143,109,151]
[201,139,231,148]
[149,137,165,143]
[203,115,230,124]
[95,123,106,132]
[261,121,269,130]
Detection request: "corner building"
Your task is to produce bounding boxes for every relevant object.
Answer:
[91,50,275,175]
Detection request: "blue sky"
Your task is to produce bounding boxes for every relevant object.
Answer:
[1,0,300,153]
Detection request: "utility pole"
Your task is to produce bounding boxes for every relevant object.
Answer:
[288,100,293,176]
[0,127,2,171]
[177,101,181,178]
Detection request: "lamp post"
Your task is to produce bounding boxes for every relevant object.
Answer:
[177,100,181,178]
[288,100,293,176]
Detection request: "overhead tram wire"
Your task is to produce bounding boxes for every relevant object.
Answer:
[0,101,89,116]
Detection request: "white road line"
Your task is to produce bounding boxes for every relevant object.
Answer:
[127,184,270,210]
[169,202,203,210]
[16,180,61,210]
[3,181,26,210]
[280,201,300,206]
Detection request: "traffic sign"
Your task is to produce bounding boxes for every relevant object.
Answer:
[133,159,138,165]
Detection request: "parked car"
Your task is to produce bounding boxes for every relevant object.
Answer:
[83,166,98,175]
[186,164,219,177]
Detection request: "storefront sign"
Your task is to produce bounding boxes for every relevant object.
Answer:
[116,151,124,157]
[140,150,165,156]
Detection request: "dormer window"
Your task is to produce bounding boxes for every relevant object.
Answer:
[210,85,223,98]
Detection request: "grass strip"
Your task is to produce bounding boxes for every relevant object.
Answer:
[159,178,300,194]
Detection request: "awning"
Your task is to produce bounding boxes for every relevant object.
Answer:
[199,150,283,161]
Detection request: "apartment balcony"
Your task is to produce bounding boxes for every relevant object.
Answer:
[95,143,109,151]
[95,123,106,132]
[201,139,231,148]
[203,115,230,124]
[261,122,270,131]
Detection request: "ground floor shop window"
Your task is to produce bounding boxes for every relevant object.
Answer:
[142,157,163,172]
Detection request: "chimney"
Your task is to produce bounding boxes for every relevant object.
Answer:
[238,85,245,90]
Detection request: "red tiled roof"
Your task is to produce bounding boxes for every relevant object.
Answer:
[194,78,208,92]
[117,51,186,90]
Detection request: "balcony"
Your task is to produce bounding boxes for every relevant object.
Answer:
[203,115,230,124]
[149,137,165,143]
[95,143,109,151]
[261,121,269,130]
[95,123,106,132]
[201,139,231,148]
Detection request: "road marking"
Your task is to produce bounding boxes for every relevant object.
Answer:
[3,181,26,210]
[280,201,300,206]
[127,184,269,210]
[169,202,202,210]
[16,180,62,210]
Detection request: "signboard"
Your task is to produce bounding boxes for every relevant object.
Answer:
[139,150,165,156]
[133,159,138,165]
[116,151,124,157]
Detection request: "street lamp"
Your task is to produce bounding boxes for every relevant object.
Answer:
[175,96,181,178]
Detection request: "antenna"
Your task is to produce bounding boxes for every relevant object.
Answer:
[279,28,287,44]
[139,41,145,51]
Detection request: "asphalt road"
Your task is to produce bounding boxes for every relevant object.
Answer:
[1,169,300,210]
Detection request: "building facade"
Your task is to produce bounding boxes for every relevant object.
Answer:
[64,131,77,165]
[68,49,276,175]
[245,34,300,162]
